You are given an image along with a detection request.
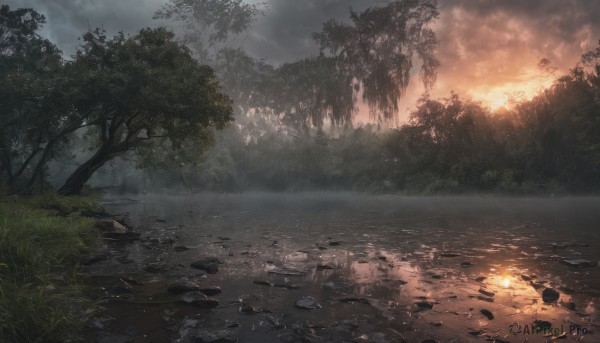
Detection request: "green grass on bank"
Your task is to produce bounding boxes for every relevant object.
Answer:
[0,193,100,342]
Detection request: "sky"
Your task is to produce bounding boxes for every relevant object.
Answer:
[5,0,600,123]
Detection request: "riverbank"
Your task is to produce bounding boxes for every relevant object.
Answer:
[0,194,101,342]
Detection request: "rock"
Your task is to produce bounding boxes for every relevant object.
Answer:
[191,257,223,274]
[328,241,342,246]
[560,259,598,268]
[217,237,231,241]
[295,296,321,310]
[542,288,560,303]
[480,308,494,320]
[316,264,334,270]
[239,303,259,315]
[103,231,141,241]
[268,267,307,276]
[200,286,222,296]
[339,297,370,305]
[253,280,272,286]
[273,283,302,290]
[439,252,461,257]
[461,261,473,267]
[521,274,536,281]
[95,219,127,233]
[478,289,495,297]
[178,329,237,343]
[476,295,494,302]
[563,301,577,311]
[474,276,487,282]
[174,245,190,252]
[83,254,108,266]
[415,301,434,309]
[168,281,201,294]
[180,292,219,308]
[378,256,387,261]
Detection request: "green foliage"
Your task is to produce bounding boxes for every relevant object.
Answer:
[0,196,97,342]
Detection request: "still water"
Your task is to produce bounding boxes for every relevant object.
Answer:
[87,193,600,342]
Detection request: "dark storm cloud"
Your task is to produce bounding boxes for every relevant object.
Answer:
[5,0,600,117]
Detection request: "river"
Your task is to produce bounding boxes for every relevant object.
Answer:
[84,193,600,343]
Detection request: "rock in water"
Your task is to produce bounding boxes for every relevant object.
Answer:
[180,292,219,308]
[191,257,223,274]
[560,259,598,268]
[295,296,321,310]
[480,309,494,320]
[268,267,307,276]
[200,286,222,296]
[542,288,560,303]
[95,219,128,233]
[168,281,200,294]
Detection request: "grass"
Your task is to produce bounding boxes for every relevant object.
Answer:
[0,193,100,342]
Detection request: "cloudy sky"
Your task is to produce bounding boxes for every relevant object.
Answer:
[5,0,600,121]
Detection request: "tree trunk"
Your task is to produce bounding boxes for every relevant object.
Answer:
[58,145,113,195]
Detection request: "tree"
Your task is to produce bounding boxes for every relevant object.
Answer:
[314,0,439,121]
[0,5,65,192]
[57,27,233,195]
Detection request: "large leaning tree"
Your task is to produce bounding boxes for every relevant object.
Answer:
[57,27,233,195]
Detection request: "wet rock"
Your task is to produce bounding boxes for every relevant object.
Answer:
[295,296,321,310]
[542,288,560,303]
[429,321,443,327]
[107,279,134,295]
[474,276,487,282]
[83,254,108,266]
[178,329,237,343]
[191,257,223,274]
[521,274,536,281]
[378,256,387,261]
[476,295,494,303]
[273,283,302,290]
[200,286,222,296]
[563,301,577,311]
[461,261,473,267]
[168,281,201,294]
[95,219,127,233]
[239,302,259,315]
[180,292,219,308]
[480,309,494,320]
[415,301,434,309]
[339,297,370,305]
[103,231,141,241]
[317,246,328,250]
[439,252,461,257]
[217,237,231,241]
[478,289,495,297]
[316,264,334,270]
[560,259,598,268]
[268,267,307,276]
[174,245,190,252]
[328,241,342,246]
[551,243,568,250]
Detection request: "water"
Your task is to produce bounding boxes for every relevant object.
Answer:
[86,193,600,342]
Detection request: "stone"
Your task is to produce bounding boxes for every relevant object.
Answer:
[295,296,321,310]
[560,259,598,268]
[200,286,222,296]
[180,292,219,308]
[191,257,223,274]
[268,267,307,276]
[316,264,334,270]
[542,288,560,303]
[168,281,200,294]
[480,309,494,320]
[95,219,127,233]
[174,245,190,252]
[478,289,495,297]
[461,261,473,267]
[328,241,342,246]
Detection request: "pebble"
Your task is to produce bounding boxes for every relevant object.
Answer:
[480,309,494,320]
[295,296,321,310]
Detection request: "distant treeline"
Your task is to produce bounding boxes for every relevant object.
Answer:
[91,57,600,194]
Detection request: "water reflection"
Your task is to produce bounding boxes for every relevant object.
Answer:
[89,193,600,342]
